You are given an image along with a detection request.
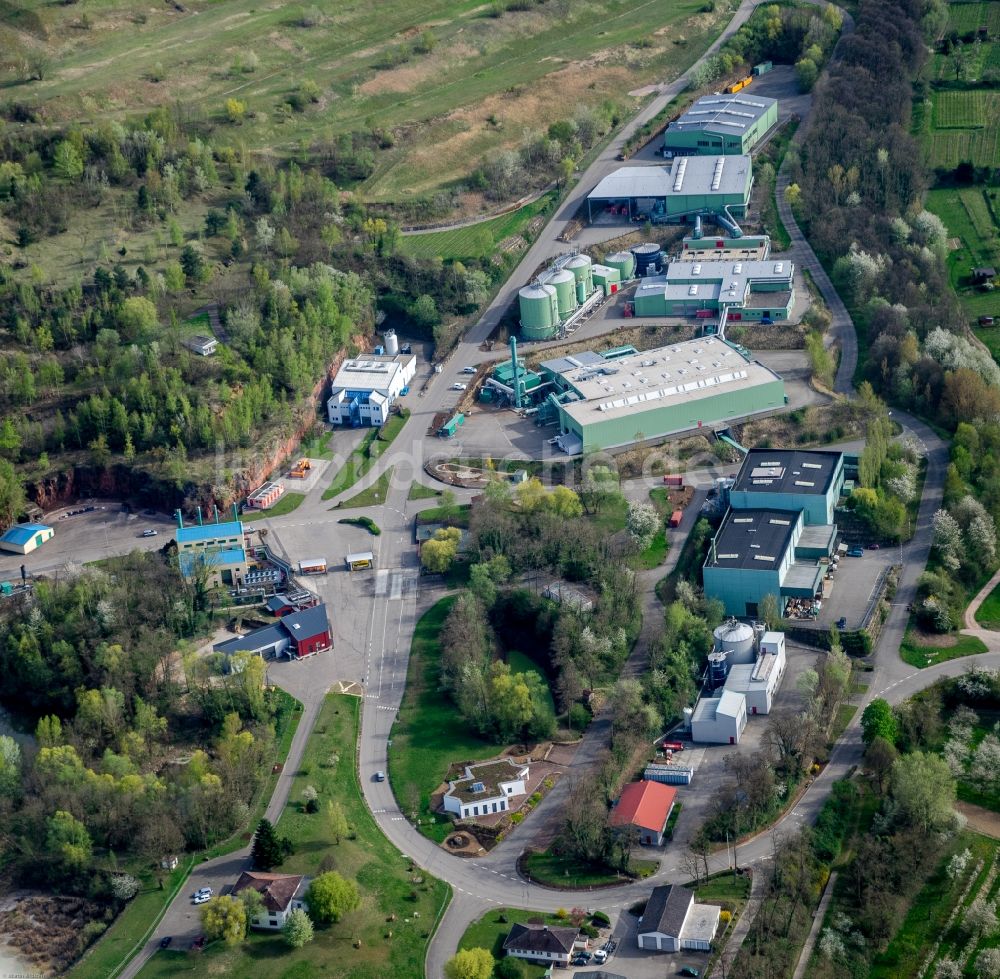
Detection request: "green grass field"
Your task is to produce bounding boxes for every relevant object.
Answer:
[407,482,443,501]
[5,0,737,205]
[323,415,407,500]
[522,850,658,888]
[239,492,305,522]
[932,89,999,128]
[388,597,501,840]
[506,649,555,715]
[975,579,1000,627]
[138,695,449,979]
[333,468,393,509]
[899,629,989,668]
[398,192,555,260]
[924,185,1000,324]
[459,908,572,977]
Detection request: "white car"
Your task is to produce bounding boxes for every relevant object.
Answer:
[192,887,213,900]
[592,949,608,964]
[193,893,212,905]
[462,366,477,374]
[450,383,467,391]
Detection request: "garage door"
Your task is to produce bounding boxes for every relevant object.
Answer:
[639,935,658,950]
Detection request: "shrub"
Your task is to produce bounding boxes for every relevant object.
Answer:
[591,910,610,926]
[510,812,524,824]
[581,923,599,939]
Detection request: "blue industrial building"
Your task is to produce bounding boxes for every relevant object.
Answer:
[703,450,844,617]
[174,511,249,588]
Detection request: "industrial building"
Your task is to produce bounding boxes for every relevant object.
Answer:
[246,481,284,510]
[586,155,753,226]
[214,602,332,660]
[174,509,249,588]
[0,522,54,555]
[663,93,778,157]
[729,449,845,525]
[690,688,747,744]
[326,351,416,427]
[609,780,678,846]
[537,337,786,455]
[637,884,721,952]
[722,631,786,715]
[632,259,795,324]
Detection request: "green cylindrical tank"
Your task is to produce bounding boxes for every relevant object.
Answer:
[575,279,586,304]
[518,283,559,340]
[546,269,577,320]
[566,254,593,285]
[605,251,636,280]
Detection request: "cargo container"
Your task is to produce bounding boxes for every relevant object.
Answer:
[345,551,375,571]
[669,509,683,528]
[663,475,684,487]
[752,61,773,75]
[298,557,327,575]
[661,741,685,752]
[725,75,753,94]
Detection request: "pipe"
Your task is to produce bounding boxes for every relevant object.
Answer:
[196,506,203,526]
[510,336,522,410]
[232,503,239,523]
[213,505,219,524]
[694,213,703,238]
[175,509,183,529]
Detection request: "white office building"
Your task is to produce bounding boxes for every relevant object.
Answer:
[723,631,786,715]
[690,688,748,745]
[327,354,416,426]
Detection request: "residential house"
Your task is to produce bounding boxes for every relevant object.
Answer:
[637,884,721,952]
[503,923,582,967]
[232,872,309,930]
[609,780,677,846]
[441,758,529,820]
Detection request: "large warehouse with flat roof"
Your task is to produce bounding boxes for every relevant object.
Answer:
[663,93,778,157]
[729,449,845,525]
[586,155,753,224]
[539,337,786,454]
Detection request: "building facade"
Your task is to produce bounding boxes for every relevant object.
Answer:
[214,603,332,660]
[327,354,416,426]
[663,94,779,157]
[586,155,754,223]
[728,449,844,525]
[441,759,529,820]
[175,518,248,588]
[690,689,748,744]
[637,884,721,952]
[0,523,54,555]
[503,924,581,966]
[609,780,678,846]
[540,339,786,455]
[723,631,786,715]
[232,872,309,930]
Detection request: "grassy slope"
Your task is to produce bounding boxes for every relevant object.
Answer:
[138,694,450,979]
[8,0,737,201]
[899,629,988,669]
[459,908,570,977]
[240,492,306,522]
[387,597,501,838]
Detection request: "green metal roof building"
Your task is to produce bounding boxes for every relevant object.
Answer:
[586,155,753,224]
[540,338,786,455]
[663,94,778,157]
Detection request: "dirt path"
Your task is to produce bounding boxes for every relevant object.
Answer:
[964,566,1000,631]
[957,801,1000,840]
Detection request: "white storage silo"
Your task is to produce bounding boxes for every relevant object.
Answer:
[713,619,756,664]
[383,330,399,356]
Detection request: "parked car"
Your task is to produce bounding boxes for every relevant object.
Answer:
[592,949,608,964]
[868,542,880,550]
[193,893,211,905]
[141,529,158,537]
[836,616,848,630]
[450,382,467,391]
[679,969,700,978]
[462,366,477,374]
[661,741,684,752]
[159,936,172,949]
[847,547,864,557]
[374,771,386,782]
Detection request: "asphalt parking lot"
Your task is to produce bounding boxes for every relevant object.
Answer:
[813,546,897,631]
[599,911,709,979]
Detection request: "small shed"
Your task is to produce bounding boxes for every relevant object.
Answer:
[183,335,219,356]
[0,523,54,555]
[973,266,997,282]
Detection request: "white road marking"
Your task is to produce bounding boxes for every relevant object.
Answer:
[375,569,389,596]
[390,573,402,601]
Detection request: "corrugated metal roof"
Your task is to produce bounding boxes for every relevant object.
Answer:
[0,523,52,546]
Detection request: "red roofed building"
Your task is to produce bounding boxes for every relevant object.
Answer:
[609,780,677,846]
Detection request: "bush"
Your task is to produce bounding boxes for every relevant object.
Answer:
[592,910,610,926]
[581,923,599,939]
[510,812,524,824]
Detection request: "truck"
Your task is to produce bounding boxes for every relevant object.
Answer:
[669,509,683,528]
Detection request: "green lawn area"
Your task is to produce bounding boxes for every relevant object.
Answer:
[459,908,578,977]
[974,579,1000,628]
[322,414,407,501]
[139,694,449,979]
[239,492,305,522]
[408,482,443,501]
[523,850,657,888]
[398,193,556,260]
[830,703,858,743]
[693,871,751,906]
[900,629,989,668]
[415,502,471,526]
[177,311,211,338]
[634,529,668,570]
[299,430,334,459]
[588,495,629,537]
[72,692,302,979]
[333,468,393,509]
[388,597,501,840]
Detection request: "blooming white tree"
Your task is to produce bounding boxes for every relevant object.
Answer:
[111,874,141,901]
[819,929,845,960]
[964,897,997,936]
[932,509,964,571]
[946,847,972,880]
[970,734,1000,794]
[935,958,962,979]
[977,947,1000,979]
[626,501,661,549]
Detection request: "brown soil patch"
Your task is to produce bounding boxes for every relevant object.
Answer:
[736,401,866,454]
[957,800,1000,839]
[0,894,104,976]
[907,630,960,648]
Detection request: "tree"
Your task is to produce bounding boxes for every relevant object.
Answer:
[305,871,359,924]
[421,527,461,573]
[865,735,897,794]
[46,810,92,869]
[444,947,494,979]
[0,735,20,798]
[53,141,84,181]
[326,799,349,844]
[251,818,292,870]
[117,297,159,340]
[977,948,1000,979]
[890,751,956,833]
[626,501,660,549]
[861,698,897,746]
[283,907,314,947]
[795,57,819,91]
[255,217,275,254]
[226,98,247,123]
[201,894,247,945]
[784,183,802,207]
[239,886,264,923]
[180,244,206,284]
[964,896,997,936]
[579,463,622,514]
[494,957,524,979]
[0,459,26,526]
[759,593,781,631]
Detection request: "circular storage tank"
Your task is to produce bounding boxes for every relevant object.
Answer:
[708,651,729,689]
[605,251,636,280]
[519,283,559,340]
[565,254,594,297]
[713,620,756,663]
[631,242,662,276]
[546,269,577,321]
[383,330,399,356]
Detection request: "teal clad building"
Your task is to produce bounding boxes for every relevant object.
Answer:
[703,449,845,617]
[632,259,795,322]
[663,94,779,157]
[540,337,786,455]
